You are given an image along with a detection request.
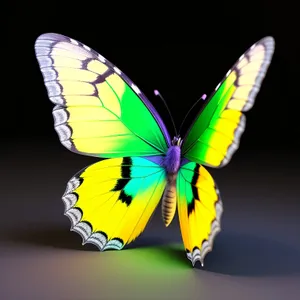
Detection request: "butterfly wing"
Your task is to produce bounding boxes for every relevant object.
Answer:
[34,33,170,158]
[177,161,222,266]
[182,37,275,167]
[63,157,167,249]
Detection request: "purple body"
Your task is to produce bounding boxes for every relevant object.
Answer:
[160,136,183,226]
[163,145,181,174]
[163,136,183,174]
[145,136,186,174]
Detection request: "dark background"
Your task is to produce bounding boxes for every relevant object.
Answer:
[1,3,300,300]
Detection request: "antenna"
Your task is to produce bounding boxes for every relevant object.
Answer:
[154,90,178,136]
[178,94,207,135]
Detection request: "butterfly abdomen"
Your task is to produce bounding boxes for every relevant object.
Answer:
[162,174,177,227]
[161,145,181,226]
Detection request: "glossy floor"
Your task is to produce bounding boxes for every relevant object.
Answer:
[1,141,299,300]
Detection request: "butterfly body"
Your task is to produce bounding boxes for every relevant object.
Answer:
[163,136,183,174]
[160,136,183,226]
[34,33,275,267]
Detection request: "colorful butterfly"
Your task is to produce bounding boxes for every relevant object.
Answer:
[34,33,275,266]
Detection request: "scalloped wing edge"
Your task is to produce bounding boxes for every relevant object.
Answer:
[62,176,125,251]
[35,33,171,147]
[186,185,223,267]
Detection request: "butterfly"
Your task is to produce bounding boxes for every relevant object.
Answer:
[34,33,275,267]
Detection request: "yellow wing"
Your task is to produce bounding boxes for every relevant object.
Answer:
[63,157,167,249]
[177,162,223,266]
[34,33,170,158]
[182,37,275,168]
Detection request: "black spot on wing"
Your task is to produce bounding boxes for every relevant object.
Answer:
[188,164,201,215]
[119,190,133,206]
[111,157,132,191]
[187,199,195,215]
[121,157,132,176]
[111,157,133,206]
[111,178,130,191]
[191,185,199,200]
[191,164,200,187]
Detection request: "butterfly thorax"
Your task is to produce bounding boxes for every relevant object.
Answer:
[163,136,183,175]
[161,136,182,227]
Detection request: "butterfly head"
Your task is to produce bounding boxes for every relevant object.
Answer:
[172,136,183,147]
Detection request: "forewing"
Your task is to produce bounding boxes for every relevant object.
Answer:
[182,37,275,167]
[35,33,170,158]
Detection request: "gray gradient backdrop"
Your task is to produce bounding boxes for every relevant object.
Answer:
[2,3,300,299]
